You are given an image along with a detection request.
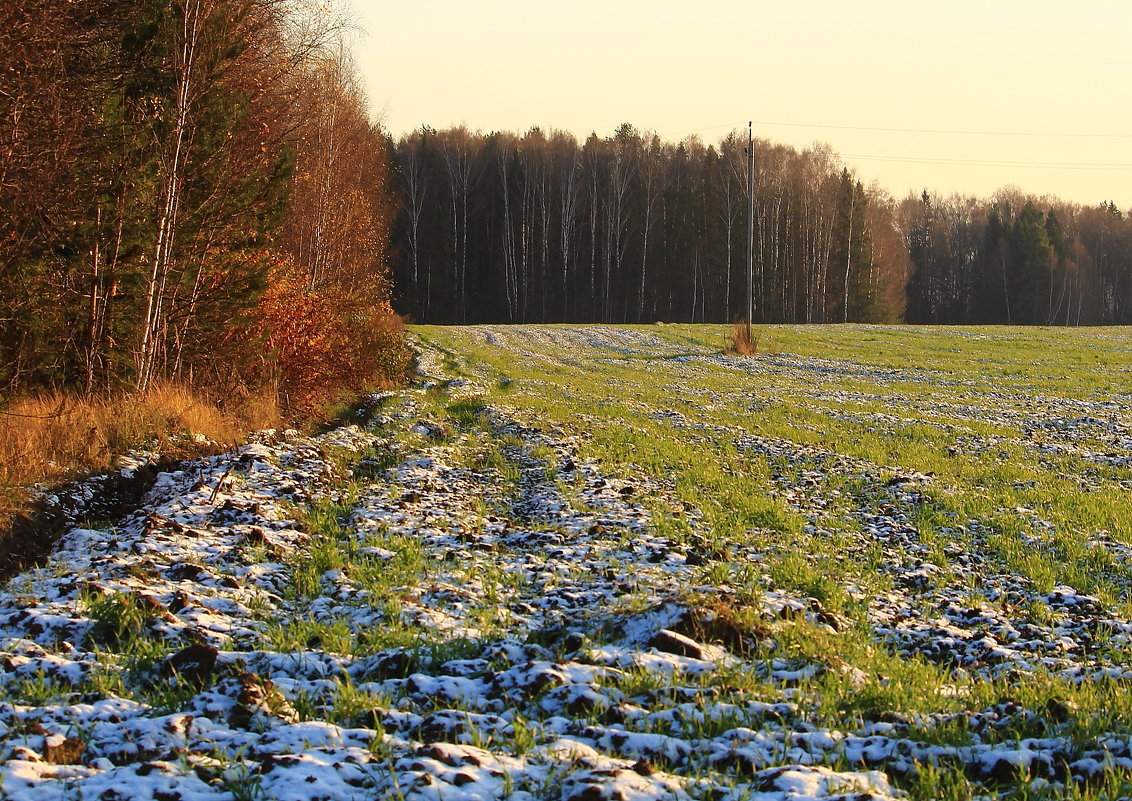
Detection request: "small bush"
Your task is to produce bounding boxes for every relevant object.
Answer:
[725,319,760,356]
[249,260,411,420]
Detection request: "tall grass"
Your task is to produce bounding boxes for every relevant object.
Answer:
[725,319,760,356]
[0,382,280,523]
[1,308,411,525]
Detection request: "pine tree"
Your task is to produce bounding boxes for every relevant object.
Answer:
[1008,202,1054,325]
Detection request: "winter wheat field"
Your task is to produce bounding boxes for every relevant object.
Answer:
[3,325,1132,801]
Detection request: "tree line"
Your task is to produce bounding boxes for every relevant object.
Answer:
[1,0,405,413]
[902,191,1131,325]
[390,125,908,325]
[388,125,1132,326]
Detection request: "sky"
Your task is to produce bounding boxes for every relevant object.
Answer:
[348,0,1132,209]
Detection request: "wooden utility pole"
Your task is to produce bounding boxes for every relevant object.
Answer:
[745,121,754,324]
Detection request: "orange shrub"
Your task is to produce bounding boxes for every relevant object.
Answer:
[251,259,409,418]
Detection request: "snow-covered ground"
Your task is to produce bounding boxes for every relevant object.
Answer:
[3,325,1132,800]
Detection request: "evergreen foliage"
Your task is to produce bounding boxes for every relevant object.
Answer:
[904,190,1132,325]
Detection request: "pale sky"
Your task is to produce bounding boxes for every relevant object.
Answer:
[349,0,1132,209]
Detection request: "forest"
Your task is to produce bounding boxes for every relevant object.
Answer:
[388,125,1132,326]
[0,0,405,413]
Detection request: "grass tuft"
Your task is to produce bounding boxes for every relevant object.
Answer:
[724,319,760,356]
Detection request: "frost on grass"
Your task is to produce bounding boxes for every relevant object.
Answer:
[4,324,1132,800]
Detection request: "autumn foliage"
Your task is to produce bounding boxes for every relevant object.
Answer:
[0,0,407,412]
[0,0,408,517]
[253,258,408,418]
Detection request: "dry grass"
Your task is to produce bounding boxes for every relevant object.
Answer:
[0,382,281,524]
[724,319,761,356]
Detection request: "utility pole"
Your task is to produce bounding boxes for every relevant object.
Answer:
[745,121,755,324]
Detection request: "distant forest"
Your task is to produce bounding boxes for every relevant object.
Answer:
[388,125,1132,326]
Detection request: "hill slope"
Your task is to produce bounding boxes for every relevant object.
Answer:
[3,324,1132,800]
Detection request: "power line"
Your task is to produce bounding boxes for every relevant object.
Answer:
[650,119,1132,174]
[662,118,1132,141]
[658,120,748,138]
[751,119,1132,139]
[843,153,1132,171]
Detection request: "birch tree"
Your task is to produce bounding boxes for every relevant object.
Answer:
[395,129,431,316]
[438,128,477,324]
[550,132,581,320]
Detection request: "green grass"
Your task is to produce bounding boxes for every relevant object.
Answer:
[286,322,1132,798]
[9,322,1128,799]
[409,323,1132,753]
[414,324,1132,598]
